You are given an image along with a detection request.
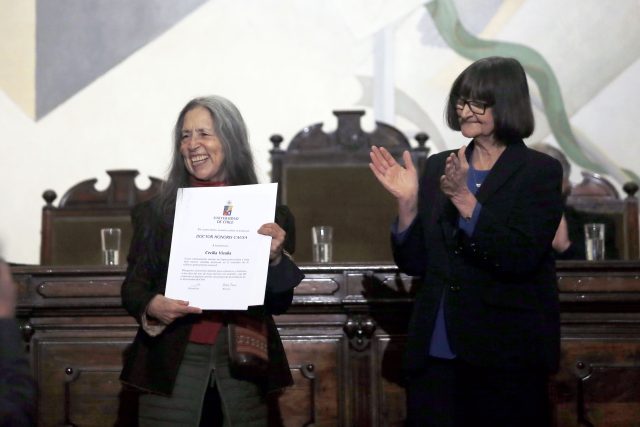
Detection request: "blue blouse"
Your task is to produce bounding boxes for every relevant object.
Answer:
[392,165,489,359]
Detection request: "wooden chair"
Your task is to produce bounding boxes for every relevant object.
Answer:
[40,170,163,265]
[269,110,429,263]
[565,171,639,259]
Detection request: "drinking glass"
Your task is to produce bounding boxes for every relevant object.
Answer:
[311,226,333,263]
[101,228,121,265]
[584,223,605,261]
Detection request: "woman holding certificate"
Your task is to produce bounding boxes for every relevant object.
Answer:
[120,95,304,426]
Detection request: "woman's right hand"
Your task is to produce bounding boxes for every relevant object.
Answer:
[146,294,202,326]
[0,261,16,318]
[552,214,572,253]
[369,146,419,230]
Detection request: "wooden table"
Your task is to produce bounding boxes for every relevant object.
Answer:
[13,261,640,426]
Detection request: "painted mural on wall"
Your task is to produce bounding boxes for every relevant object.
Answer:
[2,0,208,119]
[0,0,638,263]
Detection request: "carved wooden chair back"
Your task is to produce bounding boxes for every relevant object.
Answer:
[40,170,163,265]
[566,171,639,259]
[270,110,429,263]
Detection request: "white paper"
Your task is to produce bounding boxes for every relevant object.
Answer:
[165,183,278,310]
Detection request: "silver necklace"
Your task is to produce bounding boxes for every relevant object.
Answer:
[470,167,482,188]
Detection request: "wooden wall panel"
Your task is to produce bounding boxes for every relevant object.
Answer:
[277,337,343,426]
[32,337,133,427]
[12,262,640,426]
[374,336,407,427]
[555,339,640,427]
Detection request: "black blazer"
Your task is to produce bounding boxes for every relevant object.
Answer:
[394,140,563,374]
[120,199,304,395]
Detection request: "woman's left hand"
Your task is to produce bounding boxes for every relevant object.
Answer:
[440,145,477,219]
[258,222,286,265]
[440,145,470,198]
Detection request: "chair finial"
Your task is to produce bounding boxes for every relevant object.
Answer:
[623,182,639,198]
[42,190,57,207]
[414,132,429,148]
[270,134,284,151]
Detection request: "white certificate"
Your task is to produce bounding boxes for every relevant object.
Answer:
[165,183,278,310]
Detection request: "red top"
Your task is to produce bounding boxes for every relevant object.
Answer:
[187,178,226,344]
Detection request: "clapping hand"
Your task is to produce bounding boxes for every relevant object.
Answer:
[440,146,470,199]
[369,146,418,202]
[369,146,419,230]
[440,145,477,220]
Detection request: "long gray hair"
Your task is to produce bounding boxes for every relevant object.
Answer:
[157,95,258,217]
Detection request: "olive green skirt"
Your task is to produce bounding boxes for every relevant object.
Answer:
[139,326,267,427]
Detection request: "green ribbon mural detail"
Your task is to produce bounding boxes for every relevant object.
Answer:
[426,0,637,183]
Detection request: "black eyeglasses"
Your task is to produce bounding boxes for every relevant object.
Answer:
[455,97,490,115]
